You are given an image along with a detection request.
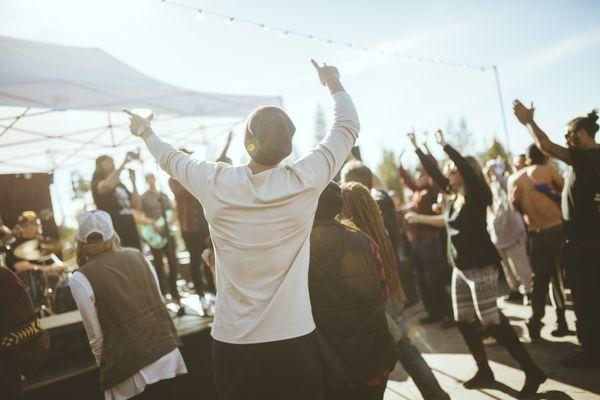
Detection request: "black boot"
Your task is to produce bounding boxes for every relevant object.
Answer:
[464,368,495,389]
[551,309,570,337]
[457,322,496,388]
[518,367,547,398]
[490,315,547,398]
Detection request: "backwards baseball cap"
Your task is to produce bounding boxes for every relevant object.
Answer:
[76,210,115,244]
[244,106,296,166]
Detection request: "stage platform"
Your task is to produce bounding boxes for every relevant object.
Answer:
[24,295,218,400]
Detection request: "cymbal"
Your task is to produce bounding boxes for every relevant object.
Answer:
[14,239,44,261]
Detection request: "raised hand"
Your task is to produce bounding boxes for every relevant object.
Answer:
[123,108,154,137]
[310,59,341,88]
[434,129,447,147]
[407,131,419,149]
[513,100,535,126]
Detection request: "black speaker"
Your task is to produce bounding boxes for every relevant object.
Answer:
[0,173,58,238]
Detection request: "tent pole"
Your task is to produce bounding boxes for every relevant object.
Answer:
[107,111,116,147]
[0,107,29,138]
[492,65,510,153]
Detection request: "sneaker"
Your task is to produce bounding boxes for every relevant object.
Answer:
[560,351,600,368]
[518,367,546,398]
[419,314,443,325]
[464,368,495,389]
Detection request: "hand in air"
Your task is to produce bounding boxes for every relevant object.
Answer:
[407,131,419,149]
[434,129,447,147]
[513,100,535,126]
[310,59,340,87]
[123,109,154,137]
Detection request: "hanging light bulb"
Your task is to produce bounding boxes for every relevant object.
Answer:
[224,17,234,26]
[321,39,331,46]
[195,10,205,22]
[309,35,317,41]
[260,24,270,31]
[279,30,289,38]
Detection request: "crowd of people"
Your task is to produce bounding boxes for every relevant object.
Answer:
[1,59,599,400]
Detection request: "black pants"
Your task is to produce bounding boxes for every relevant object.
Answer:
[457,313,538,374]
[114,214,142,250]
[150,239,179,299]
[212,332,324,400]
[563,238,600,357]
[181,231,213,293]
[528,226,567,327]
[396,338,449,400]
[411,235,452,319]
[324,379,387,400]
[130,377,176,400]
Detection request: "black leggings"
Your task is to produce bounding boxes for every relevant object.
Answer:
[212,332,324,400]
[457,313,538,374]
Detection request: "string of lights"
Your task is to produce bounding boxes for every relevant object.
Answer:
[158,0,511,150]
[160,0,493,72]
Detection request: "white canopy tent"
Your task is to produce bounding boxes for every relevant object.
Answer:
[0,35,282,173]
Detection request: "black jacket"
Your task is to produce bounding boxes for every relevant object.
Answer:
[309,220,397,384]
[417,145,500,270]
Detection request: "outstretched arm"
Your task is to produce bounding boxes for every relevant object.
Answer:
[408,131,450,193]
[123,110,211,203]
[405,211,446,227]
[398,164,419,192]
[96,154,132,195]
[433,129,490,201]
[513,100,571,164]
[294,60,360,191]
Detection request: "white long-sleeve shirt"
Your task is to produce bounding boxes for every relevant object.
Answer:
[70,259,187,400]
[143,91,359,344]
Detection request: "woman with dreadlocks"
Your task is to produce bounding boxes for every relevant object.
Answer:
[405,129,545,398]
[339,181,451,400]
[339,182,405,307]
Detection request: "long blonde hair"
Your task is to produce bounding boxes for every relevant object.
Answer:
[339,182,407,306]
[76,234,121,266]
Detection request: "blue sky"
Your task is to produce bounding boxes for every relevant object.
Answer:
[1,0,600,222]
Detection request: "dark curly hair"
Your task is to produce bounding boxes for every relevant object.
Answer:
[569,109,599,139]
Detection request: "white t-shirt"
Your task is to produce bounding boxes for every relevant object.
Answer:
[143,91,359,344]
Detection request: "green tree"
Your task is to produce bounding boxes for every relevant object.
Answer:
[377,149,404,203]
[481,137,510,163]
[446,116,474,153]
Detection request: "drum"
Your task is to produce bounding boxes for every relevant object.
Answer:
[20,269,50,313]
[52,272,77,314]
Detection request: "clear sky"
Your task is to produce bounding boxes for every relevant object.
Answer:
[1,0,600,221]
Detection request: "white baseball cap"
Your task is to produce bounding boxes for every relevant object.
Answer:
[76,210,115,244]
